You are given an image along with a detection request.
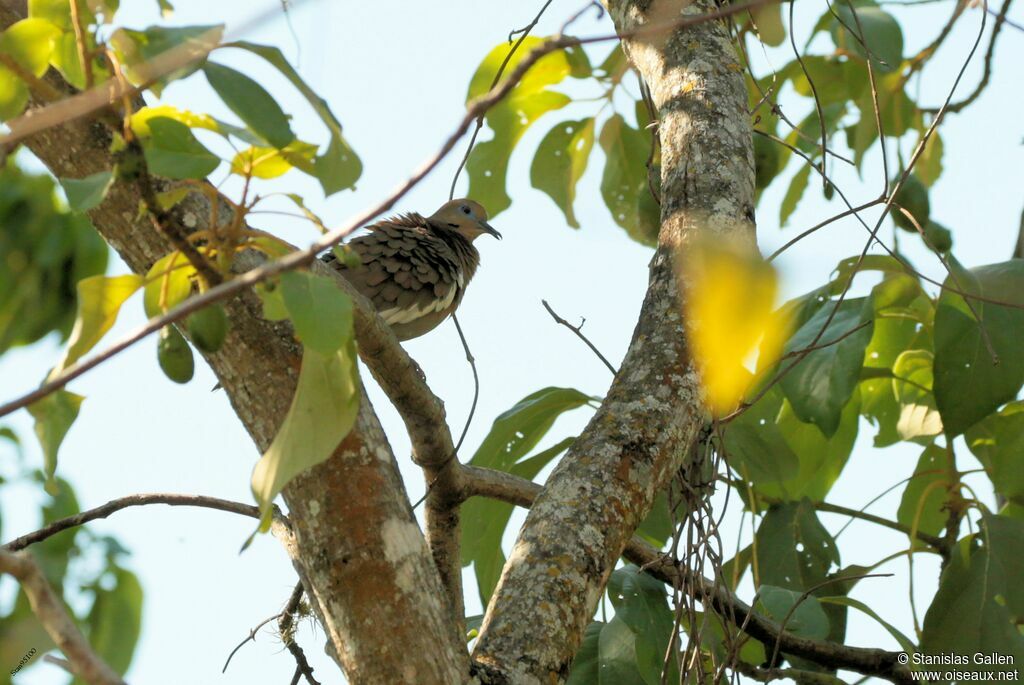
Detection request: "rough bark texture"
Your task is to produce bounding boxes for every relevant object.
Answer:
[471,1,755,682]
[0,5,467,680]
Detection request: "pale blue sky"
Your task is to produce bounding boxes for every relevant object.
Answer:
[1,0,1021,683]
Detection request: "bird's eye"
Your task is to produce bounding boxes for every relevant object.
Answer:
[460,205,472,215]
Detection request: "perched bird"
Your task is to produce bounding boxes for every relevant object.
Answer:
[322,199,500,340]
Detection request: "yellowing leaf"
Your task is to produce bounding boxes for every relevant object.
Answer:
[0,18,61,77]
[683,242,790,415]
[130,104,219,137]
[53,274,144,375]
[251,343,360,526]
[229,141,317,179]
[143,251,197,318]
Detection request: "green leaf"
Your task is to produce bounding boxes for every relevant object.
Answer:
[966,401,1024,505]
[897,444,951,540]
[608,566,678,684]
[755,393,859,502]
[831,4,904,73]
[779,297,874,436]
[788,56,862,107]
[0,18,61,76]
[751,1,786,45]
[467,90,569,217]
[29,0,91,30]
[465,36,573,216]
[982,514,1024,618]
[55,274,143,373]
[60,171,114,212]
[756,501,840,592]
[635,489,673,548]
[916,132,943,187]
[597,617,647,685]
[27,390,84,491]
[860,275,932,446]
[72,566,143,681]
[779,164,812,226]
[462,438,573,606]
[468,387,592,472]
[757,584,830,640]
[892,349,943,442]
[566,622,605,685]
[598,114,659,247]
[111,24,223,94]
[462,387,592,603]
[818,595,915,653]
[251,344,360,525]
[142,116,220,179]
[721,384,800,485]
[933,260,1024,436]
[279,271,353,354]
[224,41,363,195]
[203,61,295,149]
[530,118,595,228]
[786,102,847,156]
[921,525,1024,672]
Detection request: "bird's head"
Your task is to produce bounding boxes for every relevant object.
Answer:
[430,199,501,242]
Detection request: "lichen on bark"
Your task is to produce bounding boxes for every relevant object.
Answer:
[471,1,756,682]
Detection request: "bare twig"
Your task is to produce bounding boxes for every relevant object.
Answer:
[0,0,785,419]
[278,582,320,685]
[923,0,1014,113]
[449,0,556,200]
[68,0,94,90]
[222,611,286,673]
[457,465,912,683]
[3,493,286,551]
[0,550,127,685]
[541,299,618,375]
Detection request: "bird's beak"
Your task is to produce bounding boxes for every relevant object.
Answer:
[480,220,502,240]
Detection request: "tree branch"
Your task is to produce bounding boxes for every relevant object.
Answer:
[2,493,287,552]
[472,1,757,680]
[0,550,127,685]
[0,3,468,679]
[459,466,913,683]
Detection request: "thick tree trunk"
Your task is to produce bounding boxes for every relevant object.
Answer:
[0,5,467,681]
[471,1,755,682]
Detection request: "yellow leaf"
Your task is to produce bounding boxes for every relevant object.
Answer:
[229,141,317,179]
[143,251,197,318]
[130,105,218,137]
[682,241,790,415]
[53,274,144,375]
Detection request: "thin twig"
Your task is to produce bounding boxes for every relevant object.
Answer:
[278,582,320,685]
[541,299,617,375]
[3,493,285,551]
[0,0,785,420]
[769,573,893,668]
[69,0,94,90]
[451,313,479,455]
[449,0,556,200]
[222,611,286,673]
[923,0,1014,113]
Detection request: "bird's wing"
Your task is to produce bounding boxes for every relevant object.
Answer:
[323,219,462,327]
